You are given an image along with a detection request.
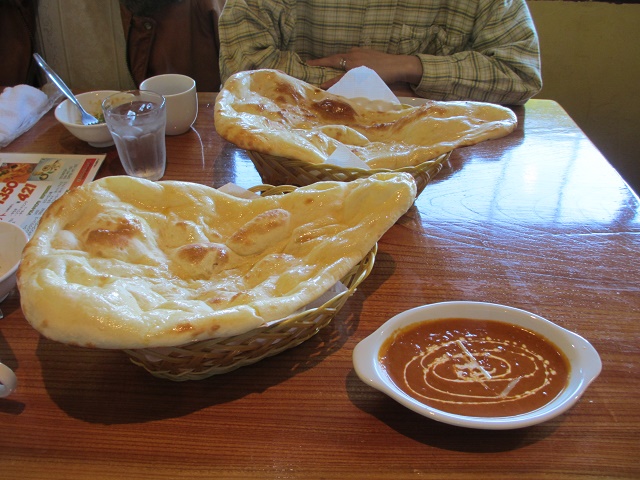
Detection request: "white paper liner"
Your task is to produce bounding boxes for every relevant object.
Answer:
[218,182,261,199]
[325,143,370,170]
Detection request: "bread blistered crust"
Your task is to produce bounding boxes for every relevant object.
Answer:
[227,209,291,256]
[214,69,518,169]
[17,174,416,349]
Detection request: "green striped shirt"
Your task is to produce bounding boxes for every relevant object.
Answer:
[219,0,542,105]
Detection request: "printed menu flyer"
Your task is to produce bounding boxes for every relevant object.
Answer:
[0,153,105,237]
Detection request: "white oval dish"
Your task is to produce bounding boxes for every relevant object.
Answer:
[352,301,601,430]
[55,90,118,147]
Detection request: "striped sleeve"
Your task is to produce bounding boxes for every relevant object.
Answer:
[414,0,542,104]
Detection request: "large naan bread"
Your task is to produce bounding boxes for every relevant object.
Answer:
[17,173,416,349]
[215,69,517,169]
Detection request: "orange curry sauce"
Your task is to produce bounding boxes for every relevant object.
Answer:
[379,318,570,417]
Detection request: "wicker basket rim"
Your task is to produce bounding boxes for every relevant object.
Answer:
[125,244,376,354]
[248,150,450,175]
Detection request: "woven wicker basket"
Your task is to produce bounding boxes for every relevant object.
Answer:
[124,184,377,381]
[247,150,450,196]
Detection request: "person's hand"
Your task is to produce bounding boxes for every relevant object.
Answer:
[307,47,422,88]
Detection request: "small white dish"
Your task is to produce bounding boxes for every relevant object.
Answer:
[55,90,118,147]
[0,361,17,398]
[353,301,601,430]
[140,74,197,135]
[0,222,29,303]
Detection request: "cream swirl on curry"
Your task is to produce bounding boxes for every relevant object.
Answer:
[379,318,570,417]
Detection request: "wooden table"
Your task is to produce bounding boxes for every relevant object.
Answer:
[1,94,639,479]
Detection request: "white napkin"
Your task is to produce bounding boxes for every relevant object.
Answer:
[328,66,400,106]
[0,85,50,148]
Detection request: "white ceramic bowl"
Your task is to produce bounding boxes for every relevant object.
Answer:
[353,301,601,430]
[54,90,118,147]
[0,222,29,303]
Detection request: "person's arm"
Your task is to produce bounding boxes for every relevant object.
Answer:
[414,0,542,105]
[220,0,541,104]
[219,0,333,85]
[307,48,423,90]
[305,0,540,105]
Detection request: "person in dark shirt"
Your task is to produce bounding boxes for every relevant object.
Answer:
[119,0,224,91]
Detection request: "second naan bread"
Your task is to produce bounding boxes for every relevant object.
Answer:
[215,69,517,169]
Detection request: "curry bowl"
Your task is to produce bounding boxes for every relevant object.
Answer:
[352,301,601,430]
[54,90,117,147]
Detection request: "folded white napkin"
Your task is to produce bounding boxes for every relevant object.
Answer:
[0,85,50,148]
[328,66,400,106]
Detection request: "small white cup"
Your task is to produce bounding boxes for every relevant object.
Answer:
[140,74,198,135]
[0,362,17,398]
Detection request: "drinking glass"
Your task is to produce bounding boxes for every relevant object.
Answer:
[102,90,167,181]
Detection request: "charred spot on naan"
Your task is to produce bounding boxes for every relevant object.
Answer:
[311,99,357,123]
[170,242,230,279]
[82,212,162,265]
[86,216,145,249]
[169,321,221,339]
[273,79,303,104]
[204,289,247,308]
[173,322,195,333]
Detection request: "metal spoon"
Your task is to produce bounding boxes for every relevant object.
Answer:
[33,53,100,125]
